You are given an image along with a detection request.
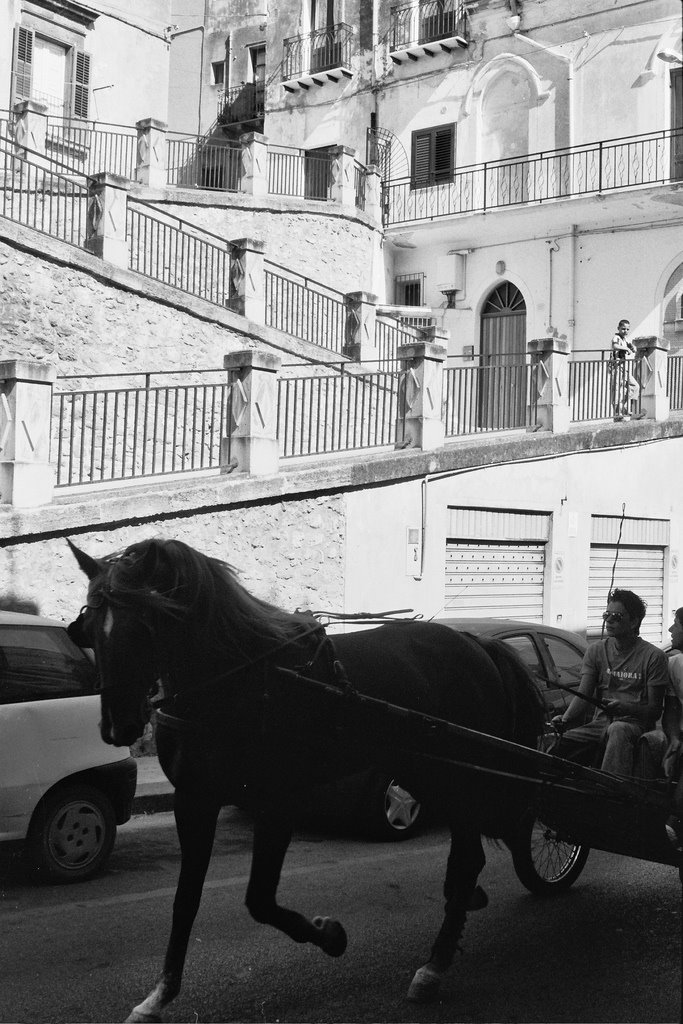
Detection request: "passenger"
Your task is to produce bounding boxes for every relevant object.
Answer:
[664,609,683,847]
[553,589,669,778]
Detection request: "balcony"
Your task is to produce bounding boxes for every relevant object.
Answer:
[217,83,265,134]
[282,23,353,91]
[384,127,683,226]
[389,0,468,64]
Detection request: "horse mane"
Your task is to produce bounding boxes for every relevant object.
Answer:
[96,537,316,662]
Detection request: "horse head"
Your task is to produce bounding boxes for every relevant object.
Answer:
[67,538,161,747]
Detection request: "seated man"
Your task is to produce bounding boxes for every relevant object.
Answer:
[553,589,669,778]
[663,608,683,844]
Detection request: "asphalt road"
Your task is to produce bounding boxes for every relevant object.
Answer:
[2,808,683,1024]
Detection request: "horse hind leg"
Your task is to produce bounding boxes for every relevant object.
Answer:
[408,826,486,1003]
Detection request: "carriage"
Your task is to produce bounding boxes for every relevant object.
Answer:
[66,536,683,1024]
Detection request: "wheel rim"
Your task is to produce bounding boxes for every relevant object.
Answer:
[384,781,421,831]
[530,820,583,882]
[47,799,107,871]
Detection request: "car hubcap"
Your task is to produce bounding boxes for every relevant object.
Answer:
[48,800,105,870]
[385,781,421,830]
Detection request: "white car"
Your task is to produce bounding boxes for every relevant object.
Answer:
[0,611,137,882]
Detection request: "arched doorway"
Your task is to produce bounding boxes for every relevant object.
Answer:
[479,282,527,428]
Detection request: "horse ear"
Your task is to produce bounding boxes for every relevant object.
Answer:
[67,538,102,580]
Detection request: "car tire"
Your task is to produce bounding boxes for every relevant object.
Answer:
[510,813,590,895]
[365,775,422,841]
[26,783,117,883]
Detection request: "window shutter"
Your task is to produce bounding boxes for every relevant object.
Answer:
[433,126,454,180]
[73,51,91,119]
[12,26,34,104]
[412,131,432,186]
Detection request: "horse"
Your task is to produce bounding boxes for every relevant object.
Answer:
[67,536,545,1023]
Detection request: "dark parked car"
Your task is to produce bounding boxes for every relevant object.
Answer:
[303,618,589,841]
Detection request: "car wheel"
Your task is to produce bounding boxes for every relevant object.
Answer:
[26,783,117,883]
[366,775,422,841]
[511,814,590,895]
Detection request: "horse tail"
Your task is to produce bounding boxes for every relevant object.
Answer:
[475,636,546,747]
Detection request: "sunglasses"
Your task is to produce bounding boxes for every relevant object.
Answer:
[602,612,625,623]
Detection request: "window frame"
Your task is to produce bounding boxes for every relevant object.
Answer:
[410,122,455,189]
[11,22,91,120]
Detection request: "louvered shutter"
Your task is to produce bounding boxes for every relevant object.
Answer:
[12,26,34,104]
[433,126,454,181]
[73,51,91,119]
[412,131,432,187]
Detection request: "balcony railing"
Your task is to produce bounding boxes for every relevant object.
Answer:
[46,118,137,179]
[166,134,242,191]
[390,0,468,52]
[384,127,683,225]
[217,82,265,127]
[267,146,332,200]
[282,23,353,83]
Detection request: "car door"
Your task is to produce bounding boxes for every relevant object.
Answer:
[495,632,556,714]
[536,632,587,717]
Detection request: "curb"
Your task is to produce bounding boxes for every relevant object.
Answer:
[132,791,175,815]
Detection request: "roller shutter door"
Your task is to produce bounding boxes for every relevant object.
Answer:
[445,540,546,620]
[587,546,665,643]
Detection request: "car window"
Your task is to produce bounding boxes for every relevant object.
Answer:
[499,634,548,685]
[541,635,584,690]
[0,624,97,704]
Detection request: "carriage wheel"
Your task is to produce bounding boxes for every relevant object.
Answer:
[511,815,590,894]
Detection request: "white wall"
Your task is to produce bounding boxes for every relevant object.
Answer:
[343,437,683,643]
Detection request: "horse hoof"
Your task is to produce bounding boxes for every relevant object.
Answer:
[125,1011,162,1023]
[407,964,443,1003]
[312,916,348,957]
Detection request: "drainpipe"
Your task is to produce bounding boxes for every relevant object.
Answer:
[546,238,559,334]
[568,224,577,349]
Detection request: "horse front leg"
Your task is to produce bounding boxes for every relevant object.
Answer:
[126,789,221,1023]
[408,826,486,1003]
[245,808,347,957]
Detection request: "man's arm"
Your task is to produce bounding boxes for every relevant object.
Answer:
[558,646,600,726]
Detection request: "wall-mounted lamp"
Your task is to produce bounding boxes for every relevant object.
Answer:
[657,49,683,65]
[440,289,458,309]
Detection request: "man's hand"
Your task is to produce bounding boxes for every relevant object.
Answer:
[603,698,633,718]
[551,715,567,733]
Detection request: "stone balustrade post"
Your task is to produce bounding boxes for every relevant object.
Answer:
[363,164,383,224]
[135,118,167,188]
[239,132,269,197]
[12,99,48,158]
[85,172,130,268]
[228,237,265,322]
[396,339,447,451]
[527,338,570,433]
[344,291,379,363]
[0,360,56,507]
[222,350,281,476]
[328,145,358,209]
[634,335,670,421]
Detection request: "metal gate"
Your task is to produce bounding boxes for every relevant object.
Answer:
[444,508,549,621]
[587,546,665,644]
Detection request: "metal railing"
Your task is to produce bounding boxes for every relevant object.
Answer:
[217,82,265,126]
[390,0,468,50]
[166,134,242,191]
[668,354,683,412]
[375,316,424,368]
[384,127,683,225]
[265,263,347,352]
[0,132,88,248]
[45,119,137,179]
[53,378,234,487]
[443,358,535,436]
[282,23,353,80]
[127,200,235,307]
[267,146,332,200]
[569,351,643,421]
[278,367,403,457]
